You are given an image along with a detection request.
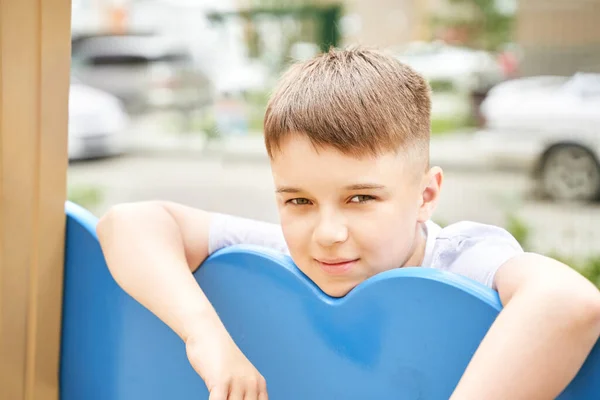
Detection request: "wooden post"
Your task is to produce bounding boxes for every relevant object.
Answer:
[0,0,71,399]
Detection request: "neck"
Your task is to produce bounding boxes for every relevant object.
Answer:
[403,222,428,267]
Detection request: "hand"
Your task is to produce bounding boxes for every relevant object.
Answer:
[185,327,268,400]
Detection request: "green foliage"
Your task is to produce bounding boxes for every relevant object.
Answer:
[433,219,448,228]
[68,184,103,209]
[435,207,600,288]
[244,90,271,133]
[430,0,514,51]
[504,212,531,251]
[579,257,600,288]
[430,115,475,136]
[429,79,457,93]
[504,213,600,288]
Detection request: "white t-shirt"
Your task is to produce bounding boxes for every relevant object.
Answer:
[208,214,524,290]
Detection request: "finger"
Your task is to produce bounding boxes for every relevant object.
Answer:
[208,386,228,400]
[243,385,258,400]
[227,383,244,400]
[258,390,269,400]
[257,378,268,400]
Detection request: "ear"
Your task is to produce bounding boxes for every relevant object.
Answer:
[417,166,443,223]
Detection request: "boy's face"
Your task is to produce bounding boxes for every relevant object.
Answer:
[270,134,442,297]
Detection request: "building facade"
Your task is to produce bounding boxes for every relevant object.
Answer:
[516,0,600,76]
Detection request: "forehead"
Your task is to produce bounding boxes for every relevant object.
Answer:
[270,134,412,187]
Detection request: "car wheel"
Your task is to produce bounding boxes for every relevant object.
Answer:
[541,144,600,202]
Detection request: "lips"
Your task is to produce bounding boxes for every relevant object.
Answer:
[316,258,359,275]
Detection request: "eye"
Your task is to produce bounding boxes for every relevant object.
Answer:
[287,198,312,206]
[349,195,375,204]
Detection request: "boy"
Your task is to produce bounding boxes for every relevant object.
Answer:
[97,48,600,400]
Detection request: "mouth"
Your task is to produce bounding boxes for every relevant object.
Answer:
[316,258,359,275]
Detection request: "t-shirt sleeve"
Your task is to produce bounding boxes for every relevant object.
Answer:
[429,221,524,289]
[208,213,290,255]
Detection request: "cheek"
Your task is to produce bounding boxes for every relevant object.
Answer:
[280,212,312,253]
[352,205,417,263]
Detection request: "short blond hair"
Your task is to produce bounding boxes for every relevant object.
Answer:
[264,47,431,167]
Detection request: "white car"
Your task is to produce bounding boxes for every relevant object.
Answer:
[68,80,129,160]
[476,73,600,201]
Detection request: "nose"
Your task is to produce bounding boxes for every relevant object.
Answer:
[313,212,348,247]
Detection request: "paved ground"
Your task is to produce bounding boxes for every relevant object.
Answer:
[68,153,600,261]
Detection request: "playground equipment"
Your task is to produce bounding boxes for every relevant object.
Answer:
[61,201,600,399]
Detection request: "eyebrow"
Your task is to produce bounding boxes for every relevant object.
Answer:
[275,186,302,194]
[275,183,386,194]
[344,183,386,191]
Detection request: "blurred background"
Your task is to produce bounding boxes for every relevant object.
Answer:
[67,0,600,284]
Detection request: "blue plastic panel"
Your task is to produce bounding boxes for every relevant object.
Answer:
[60,202,600,399]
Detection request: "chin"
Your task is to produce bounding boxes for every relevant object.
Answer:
[320,281,358,298]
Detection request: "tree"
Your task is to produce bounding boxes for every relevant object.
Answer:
[431,0,515,51]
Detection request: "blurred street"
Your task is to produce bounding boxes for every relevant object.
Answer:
[69,152,600,261]
[65,0,600,267]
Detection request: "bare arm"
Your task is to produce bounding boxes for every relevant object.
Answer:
[97,201,269,399]
[96,201,217,341]
[450,253,600,399]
